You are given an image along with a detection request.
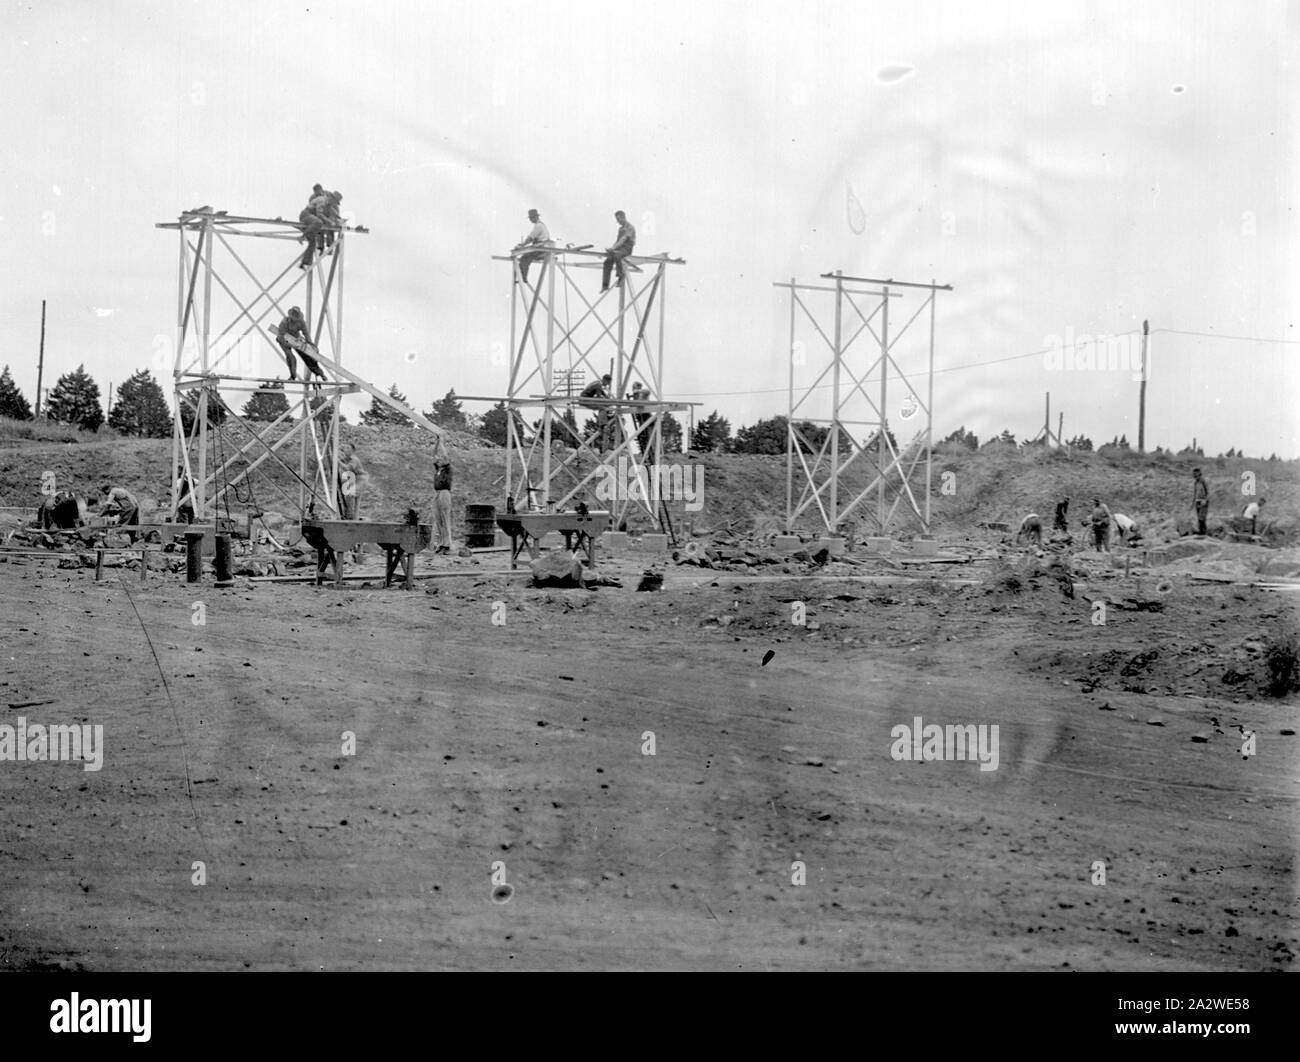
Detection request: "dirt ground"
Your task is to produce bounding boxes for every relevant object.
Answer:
[1,544,1296,971]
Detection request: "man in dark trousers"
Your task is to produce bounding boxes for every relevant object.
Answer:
[580,374,614,451]
[600,210,636,292]
[515,208,552,285]
[1053,497,1070,533]
[99,484,141,543]
[628,381,652,445]
[1088,498,1112,553]
[1191,467,1209,535]
[275,307,326,384]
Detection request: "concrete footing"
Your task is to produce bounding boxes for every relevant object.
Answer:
[773,535,803,551]
[866,536,893,555]
[639,533,669,551]
[911,538,938,557]
[602,531,629,550]
[815,536,846,556]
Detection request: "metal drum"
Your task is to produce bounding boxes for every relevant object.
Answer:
[464,503,497,548]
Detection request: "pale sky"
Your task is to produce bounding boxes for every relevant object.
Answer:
[2,0,1297,455]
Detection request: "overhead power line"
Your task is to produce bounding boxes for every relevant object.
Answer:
[670,327,1295,398]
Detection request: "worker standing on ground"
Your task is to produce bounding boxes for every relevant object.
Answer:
[168,465,195,524]
[515,209,552,285]
[338,443,365,520]
[1015,512,1043,547]
[579,374,615,452]
[1243,498,1265,534]
[39,489,82,531]
[600,210,636,293]
[1088,498,1112,553]
[1053,497,1070,533]
[1191,467,1209,535]
[99,484,140,543]
[432,449,453,555]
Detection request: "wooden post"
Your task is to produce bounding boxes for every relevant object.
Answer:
[214,532,233,587]
[185,530,204,583]
[1138,319,1149,452]
[94,549,104,581]
[35,300,46,419]
[140,546,148,581]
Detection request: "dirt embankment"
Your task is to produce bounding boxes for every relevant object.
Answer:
[1,427,1296,545]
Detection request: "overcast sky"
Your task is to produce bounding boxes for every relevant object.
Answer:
[2,0,1296,455]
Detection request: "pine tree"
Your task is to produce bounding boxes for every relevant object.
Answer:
[732,415,788,455]
[0,365,33,420]
[178,388,228,433]
[481,401,509,446]
[242,381,292,422]
[361,383,411,426]
[307,394,346,423]
[558,407,580,447]
[426,388,468,431]
[690,410,731,452]
[659,412,683,453]
[942,425,979,450]
[107,369,172,437]
[45,364,104,432]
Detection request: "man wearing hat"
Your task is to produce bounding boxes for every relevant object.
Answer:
[515,208,552,285]
[274,306,325,383]
[1191,468,1209,536]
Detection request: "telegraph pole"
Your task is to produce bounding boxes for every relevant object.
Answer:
[1137,319,1148,452]
[35,300,46,418]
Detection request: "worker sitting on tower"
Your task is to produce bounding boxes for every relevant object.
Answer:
[275,307,327,385]
[514,208,552,285]
[579,374,615,452]
[314,190,343,255]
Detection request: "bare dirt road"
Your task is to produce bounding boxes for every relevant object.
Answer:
[1,553,1296,971]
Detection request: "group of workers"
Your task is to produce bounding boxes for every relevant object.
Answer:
[37,484,142,541]
[513,208,637,292]
[1015,497,1141,552]
[298,184,343,270]
[1014,468,1268,553]
[577,374,655,453]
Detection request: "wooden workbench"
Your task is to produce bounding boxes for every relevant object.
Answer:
[495,509,612,569]
[300,518,433,589]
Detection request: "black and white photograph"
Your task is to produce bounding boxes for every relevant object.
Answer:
[0,0,1295,1024]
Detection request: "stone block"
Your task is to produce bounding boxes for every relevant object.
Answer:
[640,533,669,552]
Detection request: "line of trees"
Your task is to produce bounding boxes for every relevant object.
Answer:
[4,365,1275,462]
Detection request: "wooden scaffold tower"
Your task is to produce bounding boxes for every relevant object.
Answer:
[775,272,951,537]
[490,244,692,529]
[155,208,445,527]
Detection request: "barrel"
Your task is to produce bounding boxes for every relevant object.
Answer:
[464,504,497,548]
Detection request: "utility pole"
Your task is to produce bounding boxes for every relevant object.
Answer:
[35,300,46,418]
[1137,319,1148,452]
